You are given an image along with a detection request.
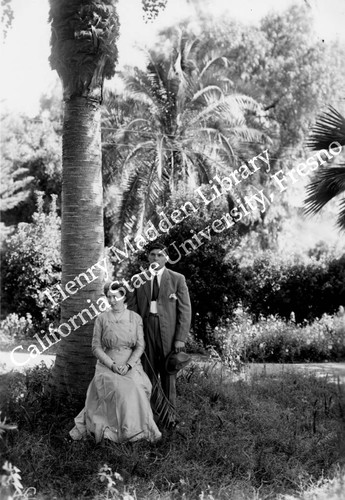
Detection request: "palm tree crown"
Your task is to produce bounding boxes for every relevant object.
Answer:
[103,32,267,237]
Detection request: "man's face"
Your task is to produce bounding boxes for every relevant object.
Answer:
[148,248,168,270]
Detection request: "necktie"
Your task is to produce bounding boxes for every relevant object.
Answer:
[152,275,159,301]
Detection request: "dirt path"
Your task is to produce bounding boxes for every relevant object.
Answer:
[0,350,55,373]
[190,355,345,385]
[242,361,345,384]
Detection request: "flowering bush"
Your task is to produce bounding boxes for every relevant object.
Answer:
[210,309,345,364]
[0,313,33,344]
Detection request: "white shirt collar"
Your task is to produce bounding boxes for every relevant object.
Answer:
[150,265,165,277]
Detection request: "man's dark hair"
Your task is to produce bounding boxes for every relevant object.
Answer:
[146,242,169,255]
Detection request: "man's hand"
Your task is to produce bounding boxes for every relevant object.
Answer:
[174,341,185,353]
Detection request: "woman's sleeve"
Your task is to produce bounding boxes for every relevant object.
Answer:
[92,315,114,370]
[127,314,145,367]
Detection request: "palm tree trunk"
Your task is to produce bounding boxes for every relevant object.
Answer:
[49,97,105,398]
[47,0,121,399]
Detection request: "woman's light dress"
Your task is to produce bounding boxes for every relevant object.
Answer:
[69,308,162,443]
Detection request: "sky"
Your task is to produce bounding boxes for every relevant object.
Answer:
[1,0,345,116]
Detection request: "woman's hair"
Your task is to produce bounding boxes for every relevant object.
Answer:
[103,281,128,302]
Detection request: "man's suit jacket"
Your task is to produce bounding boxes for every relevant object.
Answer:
[127,267,191,358]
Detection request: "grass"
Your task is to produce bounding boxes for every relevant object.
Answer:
[1,361,345,500]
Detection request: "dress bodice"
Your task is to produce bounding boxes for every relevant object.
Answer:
[100,311,137,349]
[92,309,145,369]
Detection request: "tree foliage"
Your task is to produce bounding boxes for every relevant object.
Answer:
[141,0,168,22]
[103,31,267,239]
[0,0,14,40]
[193,5,345,153]
[1,194,61,329]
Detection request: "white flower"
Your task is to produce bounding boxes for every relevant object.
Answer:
[169,293,177,300]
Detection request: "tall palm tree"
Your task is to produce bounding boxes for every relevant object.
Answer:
[103,32,266,238]
[47,0,120,398]
[304,106,345,230]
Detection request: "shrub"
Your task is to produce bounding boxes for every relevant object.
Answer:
[242,255,345,323]
[212,310,345,363]
[1,194,61,331]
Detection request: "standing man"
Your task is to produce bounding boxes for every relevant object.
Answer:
[127,243,191,418]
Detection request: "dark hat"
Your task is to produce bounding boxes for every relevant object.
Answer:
[165,351,191,375]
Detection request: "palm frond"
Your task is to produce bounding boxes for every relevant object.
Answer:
[306,105,345,150]
[117,171,144,238]
[304,165,345,215]
[156,136,165,179]
[187,151,212,185]
[124,71,157,107]
[123,141,155,165]
[199,55,229,80]
[195,127,240,162]
[225,94,264,115]
[337,198,345,230]
[118,157,169,235]
[143,352,177,428]
[125,118,150,130]
[191,85,224,103]
[225,126,267,145]
[189,93,263,127]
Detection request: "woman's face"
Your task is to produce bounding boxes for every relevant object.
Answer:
[107,289,126,311]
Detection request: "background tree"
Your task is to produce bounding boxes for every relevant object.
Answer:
[103,31,267,240]
[167,5,345,157]
[47,0,120,398]
[149,5,345,253]
[0,107,62,228]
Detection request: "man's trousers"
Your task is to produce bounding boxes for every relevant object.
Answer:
[143,314,177,410]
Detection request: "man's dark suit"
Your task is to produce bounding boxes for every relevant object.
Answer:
[127,267,191,409]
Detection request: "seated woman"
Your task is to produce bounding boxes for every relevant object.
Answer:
[69,281,162,443]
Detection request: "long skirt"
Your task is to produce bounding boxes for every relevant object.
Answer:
[69,362,162,443]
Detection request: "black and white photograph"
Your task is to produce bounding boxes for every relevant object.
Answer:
[1,0,345,498]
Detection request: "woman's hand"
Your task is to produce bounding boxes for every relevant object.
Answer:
[116,364,131,376]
